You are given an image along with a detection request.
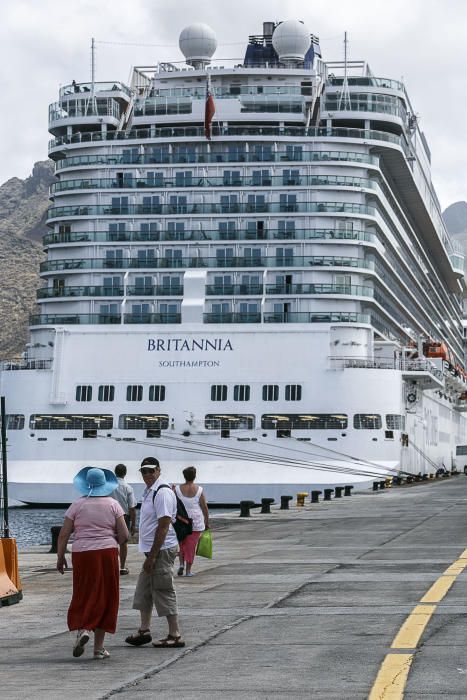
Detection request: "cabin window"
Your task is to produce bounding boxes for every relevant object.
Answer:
[126,385,143,402]
[76,385,92,402]
[354,414,382,429]
[2,414,25,430]
[285,385,302,401]
[211,385,227,401]
[118,415,169,429]
[386,414,405,430]
[98,385,115,402]
[29,415,113,430]
[262,385,279,401]
[149,385,166,401]
[233,385,250,401]
[205,414,255,430]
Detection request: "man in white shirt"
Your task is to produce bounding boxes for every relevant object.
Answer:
[125,457,184,648]
[111,463,137,575]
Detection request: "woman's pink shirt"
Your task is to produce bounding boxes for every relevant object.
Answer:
[65,496,124,551]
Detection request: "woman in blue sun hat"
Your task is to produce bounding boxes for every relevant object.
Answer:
[57,467,129,659]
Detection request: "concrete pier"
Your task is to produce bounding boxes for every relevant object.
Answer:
[2,478,467,698]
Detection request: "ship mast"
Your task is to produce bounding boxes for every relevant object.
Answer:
[337,31,351,111]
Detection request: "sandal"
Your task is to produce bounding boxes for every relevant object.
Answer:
[177,566,184,576]
[125,629,152,646]
[152,634,185,648]
[94,648,110,659]
[120,568,130,575]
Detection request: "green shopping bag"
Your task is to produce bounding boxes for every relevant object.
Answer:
[196,529,213,559]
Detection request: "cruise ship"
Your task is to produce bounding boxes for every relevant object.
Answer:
[2,19,467,505]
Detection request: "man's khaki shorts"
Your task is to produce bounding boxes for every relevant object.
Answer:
[132,547,178,617]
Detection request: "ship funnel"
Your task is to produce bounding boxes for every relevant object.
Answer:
[179,22,217,69]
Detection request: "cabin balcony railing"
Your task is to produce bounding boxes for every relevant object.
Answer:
[53,148,380,168]
[262,312,370,324]
[50,174,378,194]
[36,285,183,299]
[40,255,374,273]
[265,284,373,296]
[46,202,377,221]
[29,313,181,326]
[43,228,376,246]
[206,284,263,295]
[48,124,403,150]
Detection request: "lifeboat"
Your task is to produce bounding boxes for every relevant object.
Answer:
[423,341,448,360]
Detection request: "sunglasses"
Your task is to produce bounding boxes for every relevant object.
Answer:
[140,467,157,475]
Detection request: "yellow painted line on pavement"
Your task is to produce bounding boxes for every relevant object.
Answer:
[368,653,413,700]
[390,604,436,649]
[419,575,457,603]
[369,549,467,699]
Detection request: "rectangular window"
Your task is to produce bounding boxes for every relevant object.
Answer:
[262,385,279,401]
[233,385,251,401]
[223,170,241,185]
[205,414,255,429]
[29,415,113,430]
[285,384,302,401]
[118,414,169,429]
[76,385,92,402]
[3,414,25,430]
[149,385,166,401]
[175,171,193,187]
[126,385,143,401]
[261,414,348,429]
[98,385,115,402]
[354,414,382,429]
[386,414,405,430]
[211,385,227,401]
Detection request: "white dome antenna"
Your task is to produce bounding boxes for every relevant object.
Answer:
[272,20,311,65]
[179,23,217,69]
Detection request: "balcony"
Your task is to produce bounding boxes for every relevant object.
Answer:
[40,255,374,274]
[37,285,183,299]
[329,356,444,389]
[29,313,181,326]
[46,201,377,221]
[206,284,263,295]
[43,228,377,246]
[265,284,373,296]
[0,359,53,371]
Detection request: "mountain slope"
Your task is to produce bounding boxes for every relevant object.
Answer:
[0,161,54,358]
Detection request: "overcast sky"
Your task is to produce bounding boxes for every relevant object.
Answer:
[1,0,466,209]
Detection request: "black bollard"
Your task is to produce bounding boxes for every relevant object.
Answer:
[280,495,293,510]
[422,474,428,481]
[311,490,322,503]
[49,525,62,554]
[334,486,344,498]
[392,476,400,486]
[261,497,275,514]
[239,500,255,517]
[344,485,354,497]
[323,488,334,501]
[372,481,379,491]
[379,480,386,490]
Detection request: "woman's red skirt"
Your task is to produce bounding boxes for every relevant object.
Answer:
[67,548,119,633]
[179,530,202,564]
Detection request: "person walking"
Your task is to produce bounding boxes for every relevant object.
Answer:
[111,463,137,575]
[56,467,129,659]
[125,457,185,648]
[176,466,209,577]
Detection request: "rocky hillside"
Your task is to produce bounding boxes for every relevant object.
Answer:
[0,161,54,358]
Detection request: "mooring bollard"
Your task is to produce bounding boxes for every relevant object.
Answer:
[344,485,354,497]
[49,525,62,554]
[311,490,322,503]
[379,480,386,490]
[239,500,255,517]
[280,495,293,510]
[422,474,428,481]
[372,481,379,491]
[392,476,400,486]
[334,486,344,498]
[296,492,308,507]
[323,488,334,501]
[261,497,275,514]
[406,475,413,484]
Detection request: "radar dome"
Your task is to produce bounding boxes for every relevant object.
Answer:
[179,23,217,66]
[272,20,310,62]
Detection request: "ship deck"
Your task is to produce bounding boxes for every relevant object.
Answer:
[3,477,467,698]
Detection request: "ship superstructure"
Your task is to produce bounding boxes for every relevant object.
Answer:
[2,20,467,504]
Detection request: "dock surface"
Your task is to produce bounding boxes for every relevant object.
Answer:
[2,478,467,699]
